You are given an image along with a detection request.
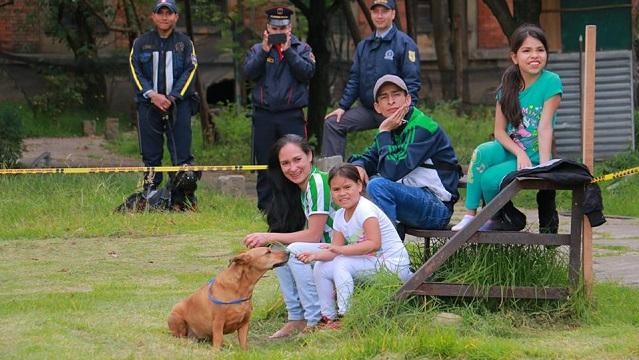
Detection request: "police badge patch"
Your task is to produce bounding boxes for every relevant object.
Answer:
[267,57,275,63]
[175,42,185,52]
[384,49,394,60]
[408,50,416,63]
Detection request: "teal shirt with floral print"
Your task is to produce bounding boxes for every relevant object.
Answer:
[498,69,562,162]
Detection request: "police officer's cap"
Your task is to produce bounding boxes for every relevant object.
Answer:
[266,7,293,26]
[154,0,177,13]
[370,0,396,10]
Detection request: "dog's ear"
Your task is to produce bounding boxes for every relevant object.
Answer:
[230,253,251,266]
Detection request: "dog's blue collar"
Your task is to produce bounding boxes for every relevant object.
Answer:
[207,278,251,305]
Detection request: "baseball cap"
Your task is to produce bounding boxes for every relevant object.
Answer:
[154,0,177,13]
[373,75,408,99]
[370,0,396,10]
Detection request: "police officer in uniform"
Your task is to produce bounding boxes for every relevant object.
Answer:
[321,0,421,159]
[129,0,200,209]
[243,6,316,212]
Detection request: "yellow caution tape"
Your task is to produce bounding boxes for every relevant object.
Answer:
[0,164,267,175]
[2,164,637,183]
[592,166,639,184]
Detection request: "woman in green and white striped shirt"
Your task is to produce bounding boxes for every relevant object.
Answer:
[243,134,338,338]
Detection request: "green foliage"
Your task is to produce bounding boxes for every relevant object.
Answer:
[594,149,639,217]
[7,99,132,138]
[596,149,639,176]
[30,72,86,116]
[0,104,24,168]
[197,104,254,165]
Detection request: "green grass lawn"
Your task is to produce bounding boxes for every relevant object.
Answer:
[1,175,638,359]
[1,233,638,359]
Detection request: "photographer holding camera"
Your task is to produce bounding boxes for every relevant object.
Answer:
[243,6,316,212]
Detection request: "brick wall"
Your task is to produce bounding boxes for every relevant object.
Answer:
[477,0,510,49]
[0,0,41,52]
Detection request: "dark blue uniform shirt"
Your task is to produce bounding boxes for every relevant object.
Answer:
[339,26,421,111]
[242,35,315,112]
[129,29,197,103]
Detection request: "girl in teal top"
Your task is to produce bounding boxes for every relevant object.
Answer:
[453,24,563,231]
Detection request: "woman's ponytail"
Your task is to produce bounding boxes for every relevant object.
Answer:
[499,64,524,128]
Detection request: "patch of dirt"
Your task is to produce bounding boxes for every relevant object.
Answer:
[20,137,140,167]
[18,136,258,197]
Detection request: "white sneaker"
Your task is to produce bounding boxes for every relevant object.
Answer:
[452,214,475,231]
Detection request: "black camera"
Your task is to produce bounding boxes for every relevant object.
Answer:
[268,33,287,45]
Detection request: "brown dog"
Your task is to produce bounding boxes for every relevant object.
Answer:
[167,247,289,350]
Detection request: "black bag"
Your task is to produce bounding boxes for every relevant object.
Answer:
[115,187,172,213]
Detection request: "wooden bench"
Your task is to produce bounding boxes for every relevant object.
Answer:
[396,177,584,300]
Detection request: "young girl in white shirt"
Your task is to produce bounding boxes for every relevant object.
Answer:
[298,164,412,327]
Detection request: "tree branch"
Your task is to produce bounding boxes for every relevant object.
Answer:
[327,0,341,13]
[0,0,14,8]
[355,0,375,32]
[482,0,516,38]
[78,0,138,35]
[289,0,310,18]
[340,0,361,44]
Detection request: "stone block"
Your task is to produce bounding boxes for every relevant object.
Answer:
[316,155,343,172]
[104,117,119,140]
[432,312,463,326]
[83,120,96,136]
[218,175,246,197]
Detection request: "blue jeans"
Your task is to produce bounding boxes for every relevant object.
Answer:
[275,242,323,326]
[367,177,452,230]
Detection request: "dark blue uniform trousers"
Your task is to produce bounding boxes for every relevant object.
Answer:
[252,107,306,211]
[321,106,385,158]
[137,100,194,190]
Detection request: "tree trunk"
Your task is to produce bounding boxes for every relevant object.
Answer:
[183,0,217,147]
[341,0,361,44]
[405,0,417,40]
[305,0,332,148]
[66,1,106,112]
[355,0,375,33]
[513,0,542,26]
[452,0,468,103]
[482,0,542,38]
[431,0,455,100]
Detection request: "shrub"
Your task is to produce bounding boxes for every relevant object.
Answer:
[30,72,85,117]
[0,105,24,168]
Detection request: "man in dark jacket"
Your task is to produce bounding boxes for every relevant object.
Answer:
[129,0,199,208]
[322,0,421,159]
[243,6,316,211]
[350,75,460,231]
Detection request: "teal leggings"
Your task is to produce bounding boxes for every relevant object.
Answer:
[465,141,538,210]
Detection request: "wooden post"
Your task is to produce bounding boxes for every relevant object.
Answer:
[581,25,596,299]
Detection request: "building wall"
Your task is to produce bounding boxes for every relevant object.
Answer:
[0,0,42,52]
